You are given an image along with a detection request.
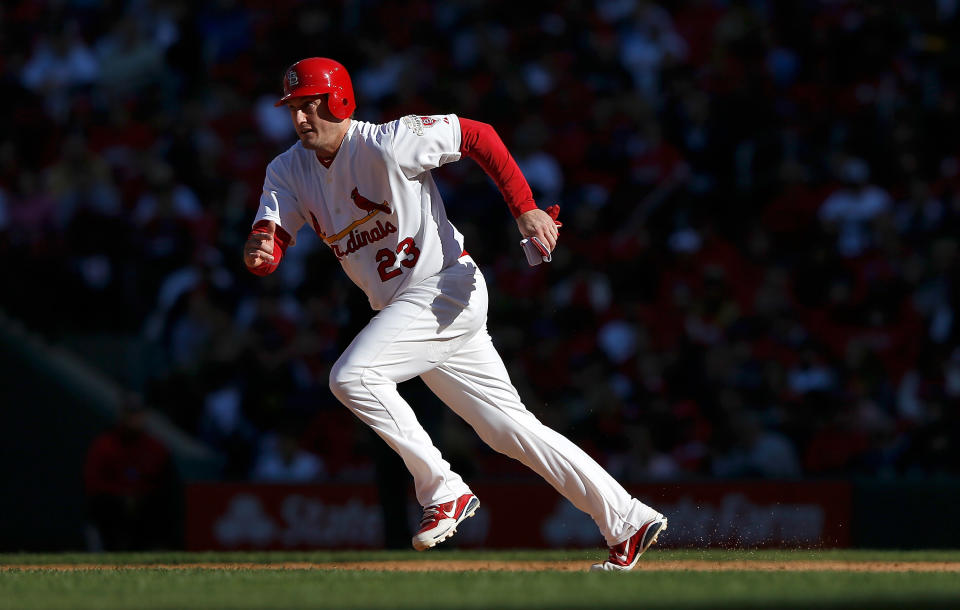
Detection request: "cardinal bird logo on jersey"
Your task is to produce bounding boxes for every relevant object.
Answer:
[350,188,392,214]
[310,188,397,257]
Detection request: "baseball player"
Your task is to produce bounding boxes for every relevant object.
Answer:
[244,57,667,571]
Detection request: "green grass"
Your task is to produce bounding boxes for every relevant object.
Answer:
[4,548,960,564]
[1,550,959,609]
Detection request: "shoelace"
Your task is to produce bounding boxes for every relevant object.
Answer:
[419,505,444,527]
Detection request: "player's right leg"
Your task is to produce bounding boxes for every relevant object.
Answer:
[328,295,471,507]
[328,258,486,549]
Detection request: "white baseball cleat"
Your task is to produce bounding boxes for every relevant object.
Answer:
[591,516,668,572]
[411,493,480,551]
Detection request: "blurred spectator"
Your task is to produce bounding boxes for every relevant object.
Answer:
[254,91,296,144]
[787,348,838,396]
[819,157,893,258]
[710,411,801,479]
[514,117,564,202]
[132,161,202,229]
[615,0,688,101]
[0,184,8,232]
[5,1,960,482]
[20,25,99,120]
[96,14,167,101]
[83,395,180,551]
[605,424,681,481]
[5,172,57,245]
[250,424,326,483]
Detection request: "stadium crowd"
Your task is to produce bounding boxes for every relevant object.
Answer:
[3,0,960,483]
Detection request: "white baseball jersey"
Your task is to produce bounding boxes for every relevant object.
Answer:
[254,114,466,310]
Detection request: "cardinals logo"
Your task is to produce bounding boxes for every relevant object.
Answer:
[350,188,392,214]
[311,187,396,252]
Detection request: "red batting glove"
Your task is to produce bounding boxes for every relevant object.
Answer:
[545,204,562,228]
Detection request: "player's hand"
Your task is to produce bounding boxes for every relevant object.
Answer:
[244,221,276,269]
[516,208,560,251]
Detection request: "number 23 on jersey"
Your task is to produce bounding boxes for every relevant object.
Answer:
[376,237,420,282]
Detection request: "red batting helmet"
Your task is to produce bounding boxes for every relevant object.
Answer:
[275,57,356,119]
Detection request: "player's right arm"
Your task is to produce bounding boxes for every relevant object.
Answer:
[244,220,278,273]
[245,157,305,276]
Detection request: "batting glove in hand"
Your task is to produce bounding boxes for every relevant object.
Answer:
[545,204,562,227]
[520,205,561,266]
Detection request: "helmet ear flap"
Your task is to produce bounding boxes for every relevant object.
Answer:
[327,92,353,119]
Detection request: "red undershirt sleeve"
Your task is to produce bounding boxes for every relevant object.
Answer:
[245,220,292,276]
[458,117,538,218]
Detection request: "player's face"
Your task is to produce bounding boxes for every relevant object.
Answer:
[286,95,348,155]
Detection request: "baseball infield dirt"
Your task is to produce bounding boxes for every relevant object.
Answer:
[5,561,960,572]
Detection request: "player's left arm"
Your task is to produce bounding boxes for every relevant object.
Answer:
[458,118,560,251]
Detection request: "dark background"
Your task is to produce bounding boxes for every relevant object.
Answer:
[2,0,960,550]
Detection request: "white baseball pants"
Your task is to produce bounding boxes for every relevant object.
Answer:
[329,256,661,546]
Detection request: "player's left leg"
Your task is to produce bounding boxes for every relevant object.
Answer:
[420,325,665,555]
